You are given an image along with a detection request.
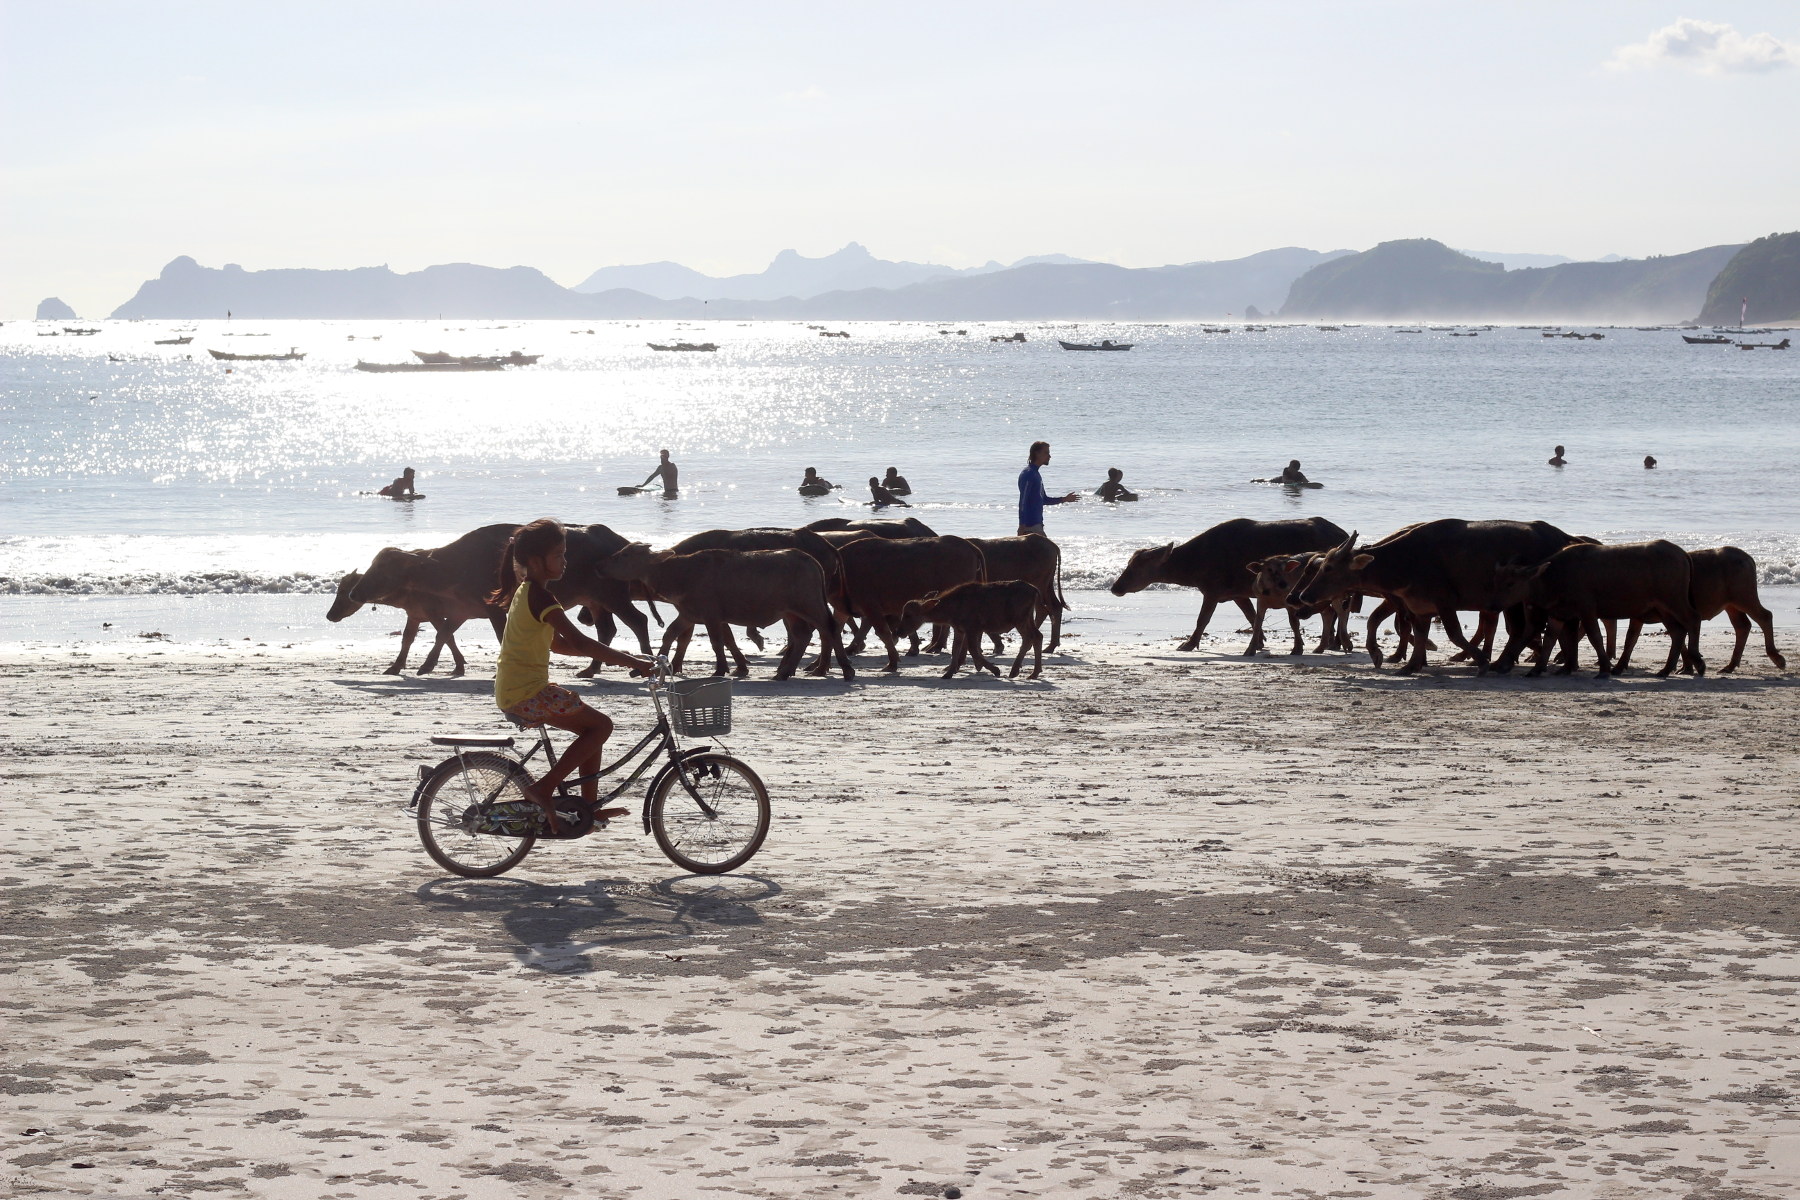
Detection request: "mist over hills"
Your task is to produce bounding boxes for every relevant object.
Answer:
[1280,239,1743,322]
[100,236,1792,323]
[572,242,1096,301]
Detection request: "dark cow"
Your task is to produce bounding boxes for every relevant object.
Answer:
[1294,519,1579,674]
[661,527,849,671]
[967,535,1067,651]
[1491,539,1704,678]
[839,536,987,671]
[804,516,938,539]
[601,544,853,680]
[894,581,1046,679]
[557,523,656,674]
[1615,546,1784,674]
[1245,553,1355,655]
[326,523,513,675]
[1110,518,1349,653]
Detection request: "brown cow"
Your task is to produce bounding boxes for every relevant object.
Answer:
[1295,520,1579,674]
[967,535,1067,651]
[325,523,513,675]
[1491,539,1704,678]
[804,516,938,539]
[1245,553,1355,655]
[1614,546,1784,673]
[1111,517,1349,653]
[601,544,854,680]
[660,527,850,671]
[839,536,987,671]
[895,581,1045,679]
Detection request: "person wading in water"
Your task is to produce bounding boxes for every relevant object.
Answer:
[1018,440,1078,535]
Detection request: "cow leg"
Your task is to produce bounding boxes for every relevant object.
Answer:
[1177,597,1218,652]
[1364,600,1391,667]
[1734,602,1787,669]
[866,614,903,672]
[1552,621,1581,676]
[1438,609,1488,674]
[846,616,872,656]
[774,618,808,680]
[1288,608,1306,655]
[1614,617,1645,673]
[573,609,619,677]
[1583,618,1615,679]
[924,622,948,654]
[1489,605,1534,674]
[968,627,1002,677]
[1449,611,1497,663]
[438,618,469,677]
[1245,599,1269,655]
[942,629,968,679]
[418,616,455,674]
[989,632,1006,656]
[1046,594,1062,653]
[386,616,424,675]
[705,621,749,678]
[743,625,766,652]
[813,612,855,680]
[1395,611,1434,675]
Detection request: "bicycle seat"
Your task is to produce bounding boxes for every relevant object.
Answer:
[429,733,516,748]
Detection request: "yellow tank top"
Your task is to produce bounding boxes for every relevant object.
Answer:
[494,582,562,711]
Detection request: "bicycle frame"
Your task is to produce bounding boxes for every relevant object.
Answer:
[415,658,721,835]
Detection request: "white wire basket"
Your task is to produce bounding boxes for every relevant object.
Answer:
[665,677,733,737]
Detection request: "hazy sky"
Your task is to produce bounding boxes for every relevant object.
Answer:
[3,2,1797,316]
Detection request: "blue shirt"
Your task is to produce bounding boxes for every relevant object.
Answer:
[1018,462,1066,527]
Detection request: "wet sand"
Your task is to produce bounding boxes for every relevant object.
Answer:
[3,625,1797,1199]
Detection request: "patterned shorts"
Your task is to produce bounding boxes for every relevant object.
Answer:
[503,683,584,725]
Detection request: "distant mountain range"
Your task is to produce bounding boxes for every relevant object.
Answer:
[573,242,1095,301]
[1280,239,1743,322]
[99,235,1794,322]
[108,247,1350,321]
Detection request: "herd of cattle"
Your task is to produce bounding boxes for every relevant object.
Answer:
[327,514,1785,683]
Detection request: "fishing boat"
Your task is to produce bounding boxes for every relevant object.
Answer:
[989,332,1027,343]
[1736,338,1790,350]
[355,360,503,373]
[208,347,305,361]
[1681,335,1732,345]
[63,327,100,335]
[153,335,193,345]
[1057,339,1134,351]
[412,350,541,366]
[647,342,718,352]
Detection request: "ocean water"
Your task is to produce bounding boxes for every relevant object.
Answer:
[4,319,1797,642]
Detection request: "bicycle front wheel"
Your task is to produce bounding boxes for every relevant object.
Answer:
[416,751,537,878]
[649,752,771,875]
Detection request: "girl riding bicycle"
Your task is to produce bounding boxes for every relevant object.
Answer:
[489,518,654,828]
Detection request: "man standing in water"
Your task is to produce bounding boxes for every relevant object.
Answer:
[1548,445,1567,467]
[1018,440,1078,535]
[639,450,679,498]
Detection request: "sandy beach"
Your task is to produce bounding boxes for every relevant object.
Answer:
[3,623,1798,1199]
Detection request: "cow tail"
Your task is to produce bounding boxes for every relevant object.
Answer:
[974,545,989,583]
[1054,543,1069,612]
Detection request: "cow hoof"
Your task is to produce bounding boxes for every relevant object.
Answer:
[840,667,856,680]
[1176,639,1198,652]
[774,671,794,681]
[450,667,466,678]
[383,666,402,676]
[882,664,899,674]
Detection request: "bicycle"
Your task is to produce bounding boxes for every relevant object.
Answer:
[407,657,770,879]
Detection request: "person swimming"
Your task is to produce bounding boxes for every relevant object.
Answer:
[869,476,910,508]
[798,467,836,495]
[882,467,912,496]
[1279,459,1310,485]
[1548,445,1567,467]
[1095,467,1138,502]
[377,467,418,498]
[1644,455,1657,469]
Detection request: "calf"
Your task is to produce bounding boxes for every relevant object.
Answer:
[1491,540,1704,678]
[1615,546,1784,673]
[1245,552,1355,655]
[967,535,1067,651]
[895,581,1045,679]
[1111,517,1349,653]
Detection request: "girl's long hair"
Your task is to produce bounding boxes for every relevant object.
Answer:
[487,518,565,607]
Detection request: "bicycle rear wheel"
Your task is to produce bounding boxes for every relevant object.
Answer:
[649,752,771,875]
[416,751,537,878]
